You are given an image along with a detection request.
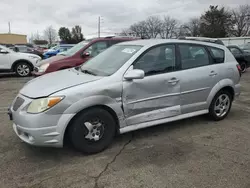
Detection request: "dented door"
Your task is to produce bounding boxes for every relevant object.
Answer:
[122,44,181,126]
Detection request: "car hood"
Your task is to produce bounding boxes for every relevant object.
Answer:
[17,52,40,58]
[36,55,66,66]
[20,68,103,98]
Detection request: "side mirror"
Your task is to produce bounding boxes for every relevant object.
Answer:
[124,69,145,80]
[0,49,8,54]
[81,51,90,57]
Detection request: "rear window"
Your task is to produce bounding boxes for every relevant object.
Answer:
[209,47,225,63]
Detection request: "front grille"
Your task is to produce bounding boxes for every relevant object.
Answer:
[13,97,25,111]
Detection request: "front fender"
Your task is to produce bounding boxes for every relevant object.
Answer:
[207,79,235,107]
[64,95,127,128]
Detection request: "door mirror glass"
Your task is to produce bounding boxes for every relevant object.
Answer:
[0,49,8,54]
[124,69,145,80]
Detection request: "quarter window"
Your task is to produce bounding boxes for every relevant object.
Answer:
[179,44,210,69]
[209,47,225,63]
[133,45,176,76]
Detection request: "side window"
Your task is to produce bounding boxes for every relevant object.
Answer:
[179,44,209,69]
[133,45,176,76]
[84,41,108,57]
[209,47,225,64]
[109,40,122,46]
[229,47,241,55]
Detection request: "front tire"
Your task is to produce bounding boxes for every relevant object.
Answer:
[15,62,32,77]
[208,90,232,121]
[69,108,116,154]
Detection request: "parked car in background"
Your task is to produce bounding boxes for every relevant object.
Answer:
[227,45,250,73]
[32,36,139,76]
[238,43,250,53]
[0,45,41,76]
[9,39,241,154]
[13,45,44,59]
[43,44,74,59]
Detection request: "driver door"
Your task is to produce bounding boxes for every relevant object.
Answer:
[122,44,181,126]
[0,48,11,69]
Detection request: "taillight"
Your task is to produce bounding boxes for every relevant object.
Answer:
[236,64,242,77]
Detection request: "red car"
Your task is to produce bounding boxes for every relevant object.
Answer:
[32,37,138,76]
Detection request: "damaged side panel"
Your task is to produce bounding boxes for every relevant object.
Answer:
[122,73,181,126]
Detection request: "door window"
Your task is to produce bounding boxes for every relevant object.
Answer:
[209,47,225,63]
[179,44,209,69]
[84,41,108,57]
[133,45,176,76]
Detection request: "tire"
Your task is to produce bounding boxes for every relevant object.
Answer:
[240,62,247,73]
[69,108,116,154]
[208,90,232,121]
[15,62,32,77]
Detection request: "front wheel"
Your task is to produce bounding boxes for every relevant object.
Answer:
[15,62,32,77]
[69,108,116,154]
[208,90,232,121]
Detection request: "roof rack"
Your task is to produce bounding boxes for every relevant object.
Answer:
[178,36,224,45]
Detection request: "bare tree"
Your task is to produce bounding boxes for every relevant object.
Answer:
[230,5,250,37]
[182,17,201,37]
[144,16,162,38]
[159,16,178,39]
[44,26,57,45]
[129,21,149,38]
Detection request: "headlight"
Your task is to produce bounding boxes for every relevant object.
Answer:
[27,96,64,113]
[38,63,50,72]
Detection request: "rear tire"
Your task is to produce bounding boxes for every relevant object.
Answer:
[208,90,232,121]
[68,108,116,154]
[15,62,32,77]
[240,62,247,73]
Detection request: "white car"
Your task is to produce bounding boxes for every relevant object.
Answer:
[0,45,41,77]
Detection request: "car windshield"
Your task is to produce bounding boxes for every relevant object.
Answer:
[0,45,14,53]
[239,43,250,50]
[80,45,142,76]
[62,40,90,56]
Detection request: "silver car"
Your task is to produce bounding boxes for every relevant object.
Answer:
[9,39,241,154]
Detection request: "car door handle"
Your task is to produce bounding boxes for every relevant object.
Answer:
[168,78,179,84]
[209,71,217,76]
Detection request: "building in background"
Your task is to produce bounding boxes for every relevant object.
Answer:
[0,33,27,44]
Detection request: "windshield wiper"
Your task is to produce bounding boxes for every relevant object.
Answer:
[81,69,97,76]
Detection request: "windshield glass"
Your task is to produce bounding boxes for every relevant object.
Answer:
[0,45,13,53]
[63,40,90,56]
[80,45,142,76]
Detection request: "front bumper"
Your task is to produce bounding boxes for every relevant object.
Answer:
[31,71,45,77]
[10,94,75,147]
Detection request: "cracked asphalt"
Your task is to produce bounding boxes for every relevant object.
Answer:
[0,72,250,188]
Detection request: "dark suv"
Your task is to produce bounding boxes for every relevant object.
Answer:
[32,36,139,76]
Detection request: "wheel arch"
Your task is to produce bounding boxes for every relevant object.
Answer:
[11,59,34,71]
[207,79,235,107]
[62,96,126,145]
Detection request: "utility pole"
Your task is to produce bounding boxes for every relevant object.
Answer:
[98,16,101,38]
[8,22,11,33]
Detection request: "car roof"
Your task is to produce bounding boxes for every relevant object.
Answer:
[117,39,226,49]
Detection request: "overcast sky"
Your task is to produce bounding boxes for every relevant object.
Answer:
[0,0,249,39]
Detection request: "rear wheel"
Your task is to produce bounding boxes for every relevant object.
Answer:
[68,108,116,154]
[15,62,32,77]
[240,62,247,73]
[208,90,232,121]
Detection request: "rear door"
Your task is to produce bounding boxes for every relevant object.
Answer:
[0,47,11,69]
[177,44,221,114]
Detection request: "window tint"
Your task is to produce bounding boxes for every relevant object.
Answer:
[85,41,108,57]
[179,44,209,69]
[134,45,176,76]
[229,47,241,54]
